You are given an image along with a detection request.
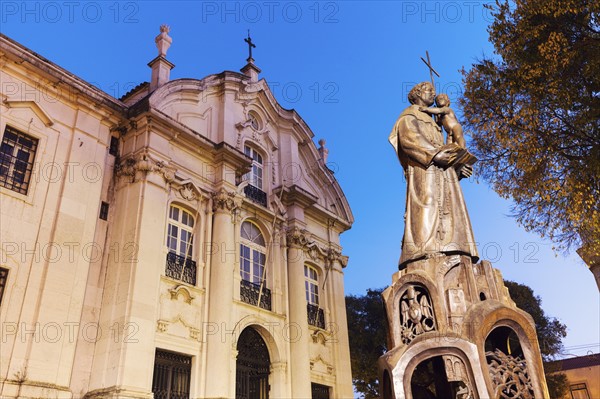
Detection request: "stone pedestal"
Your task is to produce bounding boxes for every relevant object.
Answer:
[378,255,549,399]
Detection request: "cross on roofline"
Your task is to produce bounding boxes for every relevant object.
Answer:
[244,30,256,62]
[420,51,440,86]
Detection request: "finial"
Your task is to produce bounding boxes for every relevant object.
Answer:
[155,25,172,57]
[420,51,440,86]
[244,30,256,63]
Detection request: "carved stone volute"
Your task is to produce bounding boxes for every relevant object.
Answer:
[286,227,310,249]
[212,188,242,214]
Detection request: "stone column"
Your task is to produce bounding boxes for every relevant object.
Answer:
[328,254,354,398]
[203,189,241,398]
[286,227,312,398]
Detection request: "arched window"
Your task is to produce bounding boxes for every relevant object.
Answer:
[243,145,267,207]
[240,221,270,310]
[485,326,534,398]
[240,221,265,284]
[304,265,319,306]
[305,265,325,329]
[165,204,197,285]
[244,145,263,190]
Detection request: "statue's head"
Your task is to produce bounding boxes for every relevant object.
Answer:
[408,82,435,105]
[435,93,450,107]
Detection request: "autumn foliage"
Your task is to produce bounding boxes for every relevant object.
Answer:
[460,0,599,259]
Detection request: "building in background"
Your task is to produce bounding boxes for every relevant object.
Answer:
[547,354,600,399]
[0,27,354,399]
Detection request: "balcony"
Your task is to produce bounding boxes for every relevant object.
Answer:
[307,304,325,329]
[243,184,267,207]
[165,252,197,285]
[240,279,271,310]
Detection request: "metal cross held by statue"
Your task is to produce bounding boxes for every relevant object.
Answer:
[244,30,256,61]
[420,51,440,86]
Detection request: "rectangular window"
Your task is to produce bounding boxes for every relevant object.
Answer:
[152,349,191,399]
[0,126,38,194]
[0,268,8,306]
[311,383,330,399]
[99,201,109,220]
[570,383,590,399]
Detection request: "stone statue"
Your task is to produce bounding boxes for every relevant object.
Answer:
[389,82,479,268]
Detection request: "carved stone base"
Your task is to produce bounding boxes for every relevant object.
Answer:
[379,255,549,398]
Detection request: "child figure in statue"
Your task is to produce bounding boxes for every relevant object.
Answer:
[420,93,466,148]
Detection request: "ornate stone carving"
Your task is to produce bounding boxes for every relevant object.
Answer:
[442,355,474,399]
[212,188,242,214]
[157,320,168,333]
[168,285,195,304]
[486,349,534,399]
[399,285,436,345]
[286,227,310,248]
[178,183,198,201]
[116,154,176,184]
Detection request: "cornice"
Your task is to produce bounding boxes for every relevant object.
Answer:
[0,34,126,114]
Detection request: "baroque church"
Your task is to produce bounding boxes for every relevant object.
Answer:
[0,27,354,399]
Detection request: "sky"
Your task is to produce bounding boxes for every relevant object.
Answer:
[2,1,598,357]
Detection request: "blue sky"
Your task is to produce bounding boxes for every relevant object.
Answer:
[3,1,598,356]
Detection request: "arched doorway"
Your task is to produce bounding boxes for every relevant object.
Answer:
[410,355,474,399]
[236,327,270,399]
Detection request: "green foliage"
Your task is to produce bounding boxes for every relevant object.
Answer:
[346,288,388,399]
[505,280,569,397]
[504,281,567,361]
[545,367,570,398]
[460,0,600,258]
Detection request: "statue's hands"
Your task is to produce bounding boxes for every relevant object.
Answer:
[433,149,457,167]
[419,106,432,113]
[458,165,473,179]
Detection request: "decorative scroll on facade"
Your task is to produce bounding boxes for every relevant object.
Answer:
[486,349,535,399]
[399,285,436,345]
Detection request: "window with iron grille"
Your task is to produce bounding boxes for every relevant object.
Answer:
[243,145,267,206]
[240,221,271,309]
[305,265,325,328]
[0,267,8,306]
[165,205,197,285]
[0,126,38,194]
[152,349,191,399]
[244,145,263,189]
[304,265,319,306]
[311,383,330,399]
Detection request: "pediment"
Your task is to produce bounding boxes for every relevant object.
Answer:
[3,100,54,126]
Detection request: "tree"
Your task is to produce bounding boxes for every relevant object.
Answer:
[460,0,600,261]
[346,283,568,398]
[345,288,388,398]
[504,280,568,398]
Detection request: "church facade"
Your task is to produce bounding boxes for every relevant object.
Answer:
[0,28,354,399]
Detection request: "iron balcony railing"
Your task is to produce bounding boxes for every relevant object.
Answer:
[243,184,267,207]
[240,279,272,311]
[307,303,325,329]
[165,252,197,286]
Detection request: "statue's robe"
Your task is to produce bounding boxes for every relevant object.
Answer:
[389,105,479,267]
